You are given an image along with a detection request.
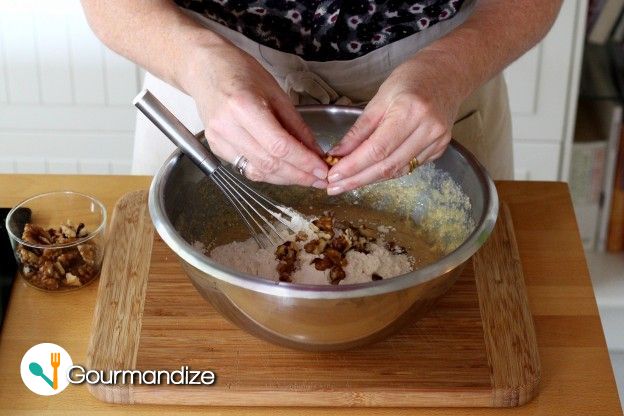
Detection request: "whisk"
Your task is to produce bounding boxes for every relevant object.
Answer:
[134,89,310,249]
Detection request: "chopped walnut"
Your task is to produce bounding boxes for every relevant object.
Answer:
[22,224,52,245]
[329,266,346,285]
[16,221,98,291]
[310,257,333,271]
[275,241,298,262]
[323,154,341,167]
[272,210,408,285]
[77,244,96,266]
[330,235,351,253]
[303,239,327,255]
[312,215,333,233]
[65,272,82,287]
[323,248,343,265]
[295,231,308,242]
[275,241,299,282]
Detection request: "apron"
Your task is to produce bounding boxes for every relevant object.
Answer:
[132,1,513,180]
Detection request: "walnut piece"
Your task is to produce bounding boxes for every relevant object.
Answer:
[323,154,341,167]
[17,221,98,291]
[329,266,346,285]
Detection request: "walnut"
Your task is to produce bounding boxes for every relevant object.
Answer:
[275,241,298,282]
[275,241,298,262]
[77,244,96,266]
[312,215,333,233]
[58,250,81,268]
[17,246,43,267]
[330,235,351,253]
[40,260,63,281]
[76,223,88,237]
[277,261,295,282]
[39,276,60,290]
[41,247,62,262]
[310,257,333,271]
[22,224,52,245]
[323,154,341,167]
[323,248,343,265]
[329,266,346,285]
[17,221,99,290]
[60,223,77,238]
[295,231,308,242]
[64,272,82,287]
[303,239,327,255]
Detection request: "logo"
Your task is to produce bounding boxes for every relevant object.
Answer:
[20,343,73,396]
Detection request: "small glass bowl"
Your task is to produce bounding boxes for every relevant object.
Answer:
[5,191,107,292]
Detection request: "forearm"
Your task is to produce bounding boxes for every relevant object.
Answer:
[414,0,563,100]
[80,0,227,94]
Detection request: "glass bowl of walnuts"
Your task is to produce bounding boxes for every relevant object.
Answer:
[5,191,106,292]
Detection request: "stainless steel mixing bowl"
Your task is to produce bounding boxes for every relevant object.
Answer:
[149,106,498,351]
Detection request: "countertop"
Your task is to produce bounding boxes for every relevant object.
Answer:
[0,174,622,415]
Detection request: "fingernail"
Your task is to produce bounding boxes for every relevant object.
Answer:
[327,185,343,195]
[328,173,342,182]
[313,168,327,180]
[312,180,327,189]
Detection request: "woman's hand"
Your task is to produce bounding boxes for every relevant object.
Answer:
[325,52,468,195]
[181,43,328,188]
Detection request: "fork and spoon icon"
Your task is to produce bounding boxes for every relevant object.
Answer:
[28,352,60,389]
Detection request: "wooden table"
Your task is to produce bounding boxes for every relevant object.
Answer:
[0,174,621,415]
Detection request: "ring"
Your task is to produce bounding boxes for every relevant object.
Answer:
[408,157,420,174]
[233,155,249,177]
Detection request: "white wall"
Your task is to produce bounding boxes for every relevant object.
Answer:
[0,0,585,179]
[0,0,139,174]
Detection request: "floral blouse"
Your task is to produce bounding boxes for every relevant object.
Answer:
[175,0,467,61]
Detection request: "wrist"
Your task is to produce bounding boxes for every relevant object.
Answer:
[174,27,231,95]
[410,27,486,102]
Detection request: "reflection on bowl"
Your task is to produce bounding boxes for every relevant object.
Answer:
[149,106,498,351]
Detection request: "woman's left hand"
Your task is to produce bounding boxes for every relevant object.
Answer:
[325,53,467,195]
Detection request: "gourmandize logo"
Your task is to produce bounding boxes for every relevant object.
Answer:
[20,343,73,396]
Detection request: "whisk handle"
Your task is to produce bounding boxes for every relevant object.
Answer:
[133,89,221,175]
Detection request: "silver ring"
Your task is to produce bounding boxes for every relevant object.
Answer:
[233,155,249,177]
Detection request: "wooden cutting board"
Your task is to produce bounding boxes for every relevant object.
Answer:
[86,190,539,408]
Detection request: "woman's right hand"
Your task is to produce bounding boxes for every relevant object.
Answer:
[180,42,328,188]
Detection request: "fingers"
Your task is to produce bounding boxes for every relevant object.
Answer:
[327,130,450,195]
[270,94,323,155]
[230,92,328,181]
[418,139,448,163]
[327,109,426,183]
[328,102,384,157]
[205,126,327,188]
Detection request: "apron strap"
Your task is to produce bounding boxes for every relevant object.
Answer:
[284,71,353,105]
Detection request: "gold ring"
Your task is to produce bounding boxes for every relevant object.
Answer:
[408,157,420,174]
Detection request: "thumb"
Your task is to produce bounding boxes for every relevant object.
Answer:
[329,103,384,156]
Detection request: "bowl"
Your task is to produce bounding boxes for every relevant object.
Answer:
[6,191,106,292]
[149,105,498,351]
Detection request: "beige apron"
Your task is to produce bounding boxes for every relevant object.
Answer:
[132,2,513,180]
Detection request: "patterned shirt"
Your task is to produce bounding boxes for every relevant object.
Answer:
[175,0,466,61]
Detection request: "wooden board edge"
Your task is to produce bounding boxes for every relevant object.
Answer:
[473,203,541,407]
[129,386,494,407]
[86,190,153,404]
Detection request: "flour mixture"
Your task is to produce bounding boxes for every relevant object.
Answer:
[207,209,438,285]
